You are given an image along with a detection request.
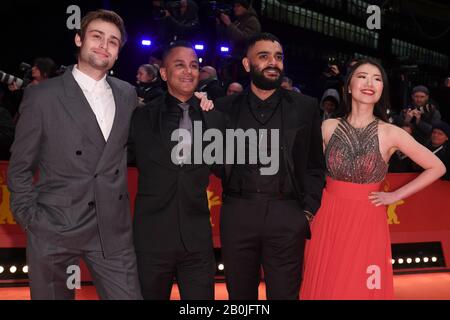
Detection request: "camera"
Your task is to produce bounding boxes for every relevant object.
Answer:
[56,65,68,76]
[0,62,32,89]
[207,1,233,18]
[0,71,25,88]
[323,57,339,75]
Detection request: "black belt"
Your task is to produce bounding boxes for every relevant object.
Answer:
[225,191,297,200]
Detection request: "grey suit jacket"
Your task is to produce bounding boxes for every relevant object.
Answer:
[7,67,137,257]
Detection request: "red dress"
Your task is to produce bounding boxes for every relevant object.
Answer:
[300,119,394,300]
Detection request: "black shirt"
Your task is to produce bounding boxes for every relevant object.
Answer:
[162,93,203,149]
[228,89,292,195]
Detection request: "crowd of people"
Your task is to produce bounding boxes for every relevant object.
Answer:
[1,4,449,301]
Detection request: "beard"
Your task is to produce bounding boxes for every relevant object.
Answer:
[86,51,112,70]
[249,64,283,90]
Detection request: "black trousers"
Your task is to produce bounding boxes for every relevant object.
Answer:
[136,248,216,300]
[220,196,309,300]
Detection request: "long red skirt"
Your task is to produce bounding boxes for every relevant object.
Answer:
[300,177,394,300]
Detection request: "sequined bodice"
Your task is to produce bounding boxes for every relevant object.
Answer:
[325,118,388,184]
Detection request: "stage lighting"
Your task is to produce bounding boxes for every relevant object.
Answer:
[141,39,152,46]
[22,265,29,273]
[432,257,438,262]
[391,259,395,264]
[194,44,204,50]
[220,46,230,53]
[398,258,404,264]
[415,258,421,263]
[0,266,4,274]
[199,58,203,63]
[218,263,225,271]
[406,258,412,264]
[423,257,429,263]
[10,266,17,274]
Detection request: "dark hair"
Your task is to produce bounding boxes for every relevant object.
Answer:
[78,9,127,49]
[33,57,56,79]
[162,40,196,65]
[399,121,414,131]
[139,64,159,78]
[282,76,292,86]
[323,96,338,106]
[245,33,282,56]
[341,58,390,122]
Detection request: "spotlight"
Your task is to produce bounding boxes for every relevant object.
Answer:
[406,258,412,264]
[10,266,17,274]
[0,266,4,274]
[391,259,395,264]
[22,265,29,273]
[398,258,404,264]
[432,257,438,262]
[141,39,152,46]
[199,57,203,63]
[220,46,230,53]
[423,257,429,263]
[218,263,225,271]
[194,44,204,50]
[415,258,421,263]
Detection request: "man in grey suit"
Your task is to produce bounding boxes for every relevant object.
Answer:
[7,10,142,299]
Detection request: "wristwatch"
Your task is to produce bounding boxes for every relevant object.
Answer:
[303,210,314,223]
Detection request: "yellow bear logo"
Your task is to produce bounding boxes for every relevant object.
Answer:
[383,181,403,225]
[0,170,16,225]
[207,189,222,227]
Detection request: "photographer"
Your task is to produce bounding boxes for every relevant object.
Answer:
[4,57,56,119]
[7,57,56,92]
[319,57,345,102]
[396,85,442,144]
[411,121,450,180]
[153,0,200,43]
[217,0,261,58]
[281,76,293,91]
[135,64,164,106]
[198,65,225,100]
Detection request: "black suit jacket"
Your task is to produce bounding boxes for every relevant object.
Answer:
[215,88,326,215]
[128,94,226,252]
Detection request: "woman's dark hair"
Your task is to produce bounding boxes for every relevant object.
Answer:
[33,57,57,79]
[341,58,390,122]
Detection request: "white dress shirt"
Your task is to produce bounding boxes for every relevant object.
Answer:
[72,65,116,141]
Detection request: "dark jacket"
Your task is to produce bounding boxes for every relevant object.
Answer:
[128,93,226,252]
[226,8,261,57]
[215,88,326,215]
[198,79,226,101]
[136,81,164,105]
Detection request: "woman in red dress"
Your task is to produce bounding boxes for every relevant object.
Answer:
[300,59,446,300]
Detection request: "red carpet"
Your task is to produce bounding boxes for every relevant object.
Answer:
[1,273,450,300]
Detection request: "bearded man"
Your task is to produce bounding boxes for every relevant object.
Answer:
[215,33,325,300]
